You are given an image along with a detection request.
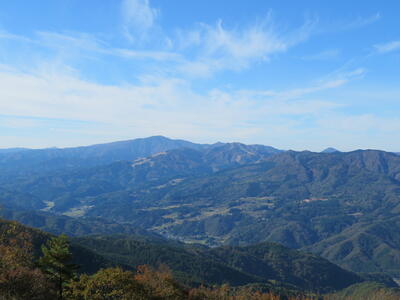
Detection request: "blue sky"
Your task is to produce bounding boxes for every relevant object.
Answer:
[0,0,399,151]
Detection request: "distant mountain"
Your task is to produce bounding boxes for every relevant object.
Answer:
[0,142,281,212]
[0,136,207,179]
[0,147,29,154]
[322,147,340,153]
[203,142,281,170]
[2,137,400,279]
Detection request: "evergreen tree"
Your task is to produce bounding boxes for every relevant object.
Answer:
[38,234,78,300]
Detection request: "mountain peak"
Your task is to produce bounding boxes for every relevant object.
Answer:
[322,147,340,153]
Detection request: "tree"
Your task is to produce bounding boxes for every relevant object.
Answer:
[0,220,55,299]
[38,234,78,300]
[66,267,148,300]
[135,264,187,300]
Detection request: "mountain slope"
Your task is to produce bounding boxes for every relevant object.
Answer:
[82,149,400,248]
[0,148,29,154]
[73,235,370,292]
[0,218,112,274]
[206,242,364,292]
[2,139,400,279]
[303,216,400,277]
[2,217,376,293]
[4,148,400,245]
[0,143,281,212]
[0,136,206,180]
[0,207,161,238]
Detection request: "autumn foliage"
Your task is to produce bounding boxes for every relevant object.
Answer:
[0,221,55,300]
[1,220,399,300]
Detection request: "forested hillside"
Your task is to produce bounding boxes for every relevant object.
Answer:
[1,137,400,280]
[2,218,400,300]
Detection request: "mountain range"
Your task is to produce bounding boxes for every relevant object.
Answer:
[1,136,400,280]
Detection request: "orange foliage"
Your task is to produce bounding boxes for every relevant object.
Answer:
[135,264,187,300]
[0,221,55,299]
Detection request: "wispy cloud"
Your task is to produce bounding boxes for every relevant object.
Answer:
[318,12,381,35]
[175,15,316,77]
[37,31,106,52]
[0,28,181,71]
[121,0,159,43]
[1,6,317,79]
[0,30,35,43]
[344,12,381,30]
[0,3,394,150]
[302,49,340,61]
[38,30,181,61]
[115,48,181,61]
[374,40,400,54]
[249,67,365,100]
[0,116,44,129]
[0,61,362,148]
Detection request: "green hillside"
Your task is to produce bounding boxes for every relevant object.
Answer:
[327,282,400,300]
[1,217,389,293]
[303,216,400,276]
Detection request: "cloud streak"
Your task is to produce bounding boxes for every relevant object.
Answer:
[302,49,340,61]
[344,12,381,30]
[0,9,316,79]
[374,40,400,54]
[175,15,316,77]
[0,62,366,149]
[121,0,159,43]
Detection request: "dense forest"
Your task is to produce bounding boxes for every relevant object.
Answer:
[1,218,400,300]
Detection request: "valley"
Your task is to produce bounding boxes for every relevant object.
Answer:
[1,136,400,282]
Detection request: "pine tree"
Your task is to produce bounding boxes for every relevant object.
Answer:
[38,234,78,300]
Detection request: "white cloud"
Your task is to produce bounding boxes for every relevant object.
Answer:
[115,48,181,61]
[0,62,364,149]
[344,13,381,30]
[0,30,34,43]
[0,29,182,72]
[374,40,400,54]
[37,31,105,51]
[0,117,44,129]
[314,13,380,37]
[0,7,395,151]
[175,16,316,77]
[1,63,399,152]
[121,0,159,43]
[0,11,316,79]
[199,19,287,59]
[246,68,365,100]
[38,30,183,63]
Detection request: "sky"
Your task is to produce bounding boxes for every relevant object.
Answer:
[0,0,399,151]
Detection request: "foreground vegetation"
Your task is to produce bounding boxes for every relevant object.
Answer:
[1,219,400,300]
[0,224,311,300]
